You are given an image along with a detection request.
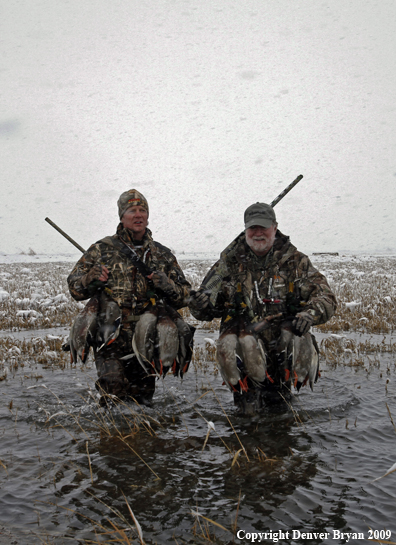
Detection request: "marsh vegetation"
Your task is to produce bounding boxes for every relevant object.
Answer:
[1,255,396,544]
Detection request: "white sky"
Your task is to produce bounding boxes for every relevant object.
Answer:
[1,0,396,257]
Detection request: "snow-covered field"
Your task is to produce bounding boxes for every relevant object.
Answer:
[1,253,396,374]
[1,253,396,333]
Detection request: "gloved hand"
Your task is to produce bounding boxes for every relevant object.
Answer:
[191,290,211,311]
[150,271,176,296]
[292,311,314,336]
[81,264,108,288]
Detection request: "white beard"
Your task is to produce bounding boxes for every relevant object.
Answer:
[246,235,274,256]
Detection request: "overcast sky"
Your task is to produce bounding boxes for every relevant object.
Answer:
[1,0,395,258]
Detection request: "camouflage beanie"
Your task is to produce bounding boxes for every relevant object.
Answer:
[117,189,149,219]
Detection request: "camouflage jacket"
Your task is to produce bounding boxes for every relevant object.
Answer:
[190,230,337,336]
[67,225,190,313]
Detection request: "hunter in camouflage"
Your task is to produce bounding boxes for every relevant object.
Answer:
[67,189,191,405]
[189,202,337,414]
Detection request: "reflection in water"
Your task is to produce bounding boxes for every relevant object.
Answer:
[64,395,320,543]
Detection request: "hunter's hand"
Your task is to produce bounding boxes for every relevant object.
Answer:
[292,311,314,336]
[148,271,176,296]
[190,290,211,311]
[82,264,109,288]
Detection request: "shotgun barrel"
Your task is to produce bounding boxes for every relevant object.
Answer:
[270,174,303,208]
[45,217,86,253]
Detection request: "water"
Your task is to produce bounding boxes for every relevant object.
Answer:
[1,328,396,544]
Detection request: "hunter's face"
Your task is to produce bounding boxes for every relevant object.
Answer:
[245,224,277,256]
[121,206,148,239]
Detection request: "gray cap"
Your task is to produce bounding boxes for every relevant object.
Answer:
[244,202,276,230]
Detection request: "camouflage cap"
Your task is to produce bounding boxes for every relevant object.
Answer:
[117,189,149,219]
[244,202,276,230]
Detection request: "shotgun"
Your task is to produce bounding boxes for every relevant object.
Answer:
[270,174,303,207]
[201,174,304,307]
[45,217,86,253]
[45,217,154,279]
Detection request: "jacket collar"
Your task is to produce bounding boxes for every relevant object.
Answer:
[229,229,296,267]
[116,223,153,248]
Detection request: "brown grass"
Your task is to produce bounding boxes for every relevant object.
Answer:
[0,262,80,330]
[311,255,396,335]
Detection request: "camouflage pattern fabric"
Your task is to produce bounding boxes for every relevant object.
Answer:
[189,230,337,388]
[68,224,190,309]
[94,324,156,401]
[67,224,191,400]
[117,189,149,219]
